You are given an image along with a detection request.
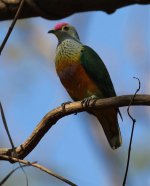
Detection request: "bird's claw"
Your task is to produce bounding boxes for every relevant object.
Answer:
[61,101,72,112]
[81,96,98,108]
[81,98,91,107]
[91,98,98,107]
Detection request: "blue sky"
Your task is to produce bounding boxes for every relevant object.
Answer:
[0,5,150,186]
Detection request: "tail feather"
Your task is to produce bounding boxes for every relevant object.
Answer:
[93,109,122,149]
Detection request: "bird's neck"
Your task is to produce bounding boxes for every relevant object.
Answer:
[57,33,80,44]
[55,39,83,66]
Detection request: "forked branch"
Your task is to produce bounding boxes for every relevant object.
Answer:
[0,155,77,186]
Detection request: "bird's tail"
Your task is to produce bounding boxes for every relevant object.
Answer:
[93,108,122,149]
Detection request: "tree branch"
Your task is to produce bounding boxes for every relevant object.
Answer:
[0,94,150,160]
[0,155,77,186]
[0,0,150,21]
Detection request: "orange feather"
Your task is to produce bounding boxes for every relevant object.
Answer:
[56,62,102,100]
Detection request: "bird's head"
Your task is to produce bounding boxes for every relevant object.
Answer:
[48,22,80,42]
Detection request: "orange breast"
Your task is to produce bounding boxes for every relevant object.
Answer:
[56,62,101,100]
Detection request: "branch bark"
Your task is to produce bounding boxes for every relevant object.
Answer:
[0,94,150,161]
[0,0,150,21]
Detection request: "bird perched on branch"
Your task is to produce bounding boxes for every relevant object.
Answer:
[48,22,122,149]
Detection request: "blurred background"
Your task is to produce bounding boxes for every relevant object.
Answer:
[0,5,150,186]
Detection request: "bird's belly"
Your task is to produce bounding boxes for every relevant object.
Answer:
[56,63,101,100]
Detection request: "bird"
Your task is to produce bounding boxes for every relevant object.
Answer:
[48,22,122,149]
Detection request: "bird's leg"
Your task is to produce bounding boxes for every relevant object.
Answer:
[61,101,72,112]
[81,95,98,108]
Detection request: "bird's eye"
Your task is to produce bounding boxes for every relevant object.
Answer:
[63,26,69,31]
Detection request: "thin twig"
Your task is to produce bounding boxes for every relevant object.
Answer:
[0,155,77,186]
[0,163,36,186]
[0,0,25,55]
[123,77,141,186]
[0,102,28,186]
[0,102,15,150]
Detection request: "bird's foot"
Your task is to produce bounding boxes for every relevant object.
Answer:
[91,97,98,107]
[81,95,98,108]
[61,101,72,112]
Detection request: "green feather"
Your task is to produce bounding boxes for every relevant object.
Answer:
[80,45,116,98]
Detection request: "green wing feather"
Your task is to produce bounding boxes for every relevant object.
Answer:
[81,45,116,98]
